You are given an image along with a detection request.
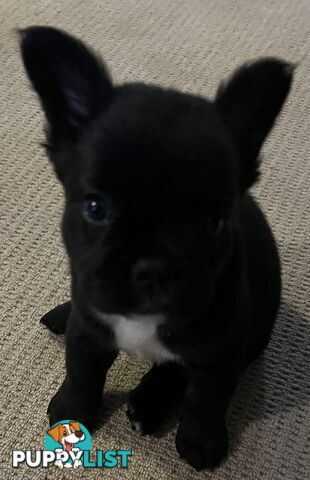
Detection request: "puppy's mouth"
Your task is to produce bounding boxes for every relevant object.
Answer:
[64,440,73,452]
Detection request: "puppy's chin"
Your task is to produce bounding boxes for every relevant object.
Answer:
[85,290,215,324]
[77,278,177,317]
[87,297,169,318]
[77,270,216,321]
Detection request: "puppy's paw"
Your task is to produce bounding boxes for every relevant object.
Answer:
[40,301,71,335]
[126,403,145,434]
[47,380,101,431]
[176,419,228,471]
[126,363,186,436]
[54,459,64,469]
[73,459,83,468]
[126,395,164,435]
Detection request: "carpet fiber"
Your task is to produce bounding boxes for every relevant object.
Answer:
[0,1,309,479]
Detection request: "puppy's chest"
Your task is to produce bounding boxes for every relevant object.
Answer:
[97,313,179,362]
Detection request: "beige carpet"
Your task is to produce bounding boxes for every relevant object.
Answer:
[0,1,310,479]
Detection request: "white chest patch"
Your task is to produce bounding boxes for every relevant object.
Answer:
[94,311,179,363]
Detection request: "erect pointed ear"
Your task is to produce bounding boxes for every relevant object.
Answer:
[215,58,294,191]
[20,26,113,145]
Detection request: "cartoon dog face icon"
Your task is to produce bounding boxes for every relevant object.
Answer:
[47,421,85,469]
[48,421,85,451]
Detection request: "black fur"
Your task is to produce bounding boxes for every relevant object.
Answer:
[20,26,293,471]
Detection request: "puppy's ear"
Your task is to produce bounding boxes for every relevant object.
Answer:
[215,58,294,191]
[47,424,64,443]
[69,421,80,432]
[20,26,113,145]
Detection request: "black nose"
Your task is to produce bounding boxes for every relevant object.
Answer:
[131,259,164,289]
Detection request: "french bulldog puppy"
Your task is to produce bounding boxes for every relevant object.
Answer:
[20,26,293,471]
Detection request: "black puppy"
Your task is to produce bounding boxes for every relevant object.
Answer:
[20,26,293,471]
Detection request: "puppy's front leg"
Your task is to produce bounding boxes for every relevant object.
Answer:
[176,362,239,471]
[48,308,117,430]
[127,362,187,434]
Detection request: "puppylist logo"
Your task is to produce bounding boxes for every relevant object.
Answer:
[12,420,132,470]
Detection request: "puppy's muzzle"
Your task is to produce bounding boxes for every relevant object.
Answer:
[131,258,182,310]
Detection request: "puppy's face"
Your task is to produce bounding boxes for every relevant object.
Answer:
[61,88,237,319]
[48,422,85,449]
[20,27,293,320]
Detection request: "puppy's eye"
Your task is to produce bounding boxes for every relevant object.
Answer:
[83,196,113,224]
[85,200,106,220]
[63,431,68,436]
[206,218,224,235]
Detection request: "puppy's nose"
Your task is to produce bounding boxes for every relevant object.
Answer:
[131,258,169,291]
[75,430,84,438]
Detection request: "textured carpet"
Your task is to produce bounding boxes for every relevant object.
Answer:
[0,1,309,479]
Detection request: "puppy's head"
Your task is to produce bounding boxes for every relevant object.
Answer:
[48,421,85,449]
[20,27,293,320]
